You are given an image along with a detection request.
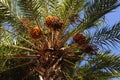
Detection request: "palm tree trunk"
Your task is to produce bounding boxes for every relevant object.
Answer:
[43,66,62,80]
[42,53,63,80]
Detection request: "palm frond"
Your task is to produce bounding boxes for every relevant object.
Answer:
[83,0,119,29]
[0,27,35,49]
[0,1,14,23]
[58,0,85,37]
[0,58,37,80]
[0,28,36,58]
[90,22,120,50]
[18,0,44,27]
[76,52,120,80]
[59,0,120,48]
[0,0,28,35]
[58,0,85,23]
[0,0,19,24]
[77,0,120,31]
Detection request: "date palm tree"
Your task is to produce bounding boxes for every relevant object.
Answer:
[0,0,120,80]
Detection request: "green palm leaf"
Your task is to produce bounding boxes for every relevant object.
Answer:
[60,0,120,47]
[90,22,120,50]
[76,52,120,80]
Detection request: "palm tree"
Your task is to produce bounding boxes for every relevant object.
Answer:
[0,0,120,80]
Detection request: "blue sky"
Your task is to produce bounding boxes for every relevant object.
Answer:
[105,7,120,26]
[105,7,120,55]
[105,7,120,80]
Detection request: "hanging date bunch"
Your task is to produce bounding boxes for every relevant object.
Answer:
[45,15,64,31]
[73,33,98,54]
[30,26,44,39]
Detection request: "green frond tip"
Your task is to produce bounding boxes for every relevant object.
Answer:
[76,52,120,80]
[90,22,120,50]
[0,0,26,31]
[83,0,120,29]
[17,0,43,27]
[59,0,120,46]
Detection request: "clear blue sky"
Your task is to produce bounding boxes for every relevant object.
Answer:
[105,7,120,26]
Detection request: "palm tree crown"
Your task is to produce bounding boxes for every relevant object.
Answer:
[0,0,120,80]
